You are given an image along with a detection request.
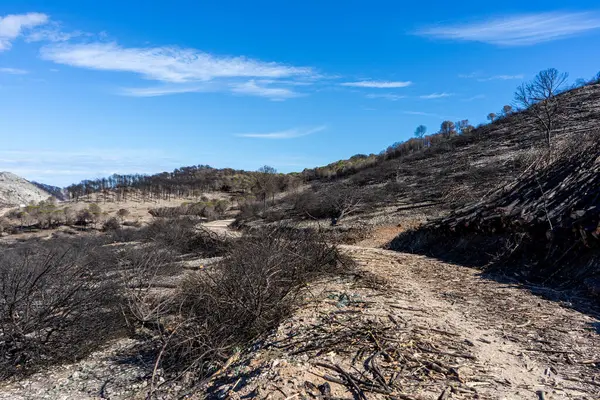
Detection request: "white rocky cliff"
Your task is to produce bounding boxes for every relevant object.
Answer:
[0,172,53,207]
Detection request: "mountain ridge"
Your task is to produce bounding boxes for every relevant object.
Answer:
[0,172,55,207]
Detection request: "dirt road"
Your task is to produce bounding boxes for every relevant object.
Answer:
[340,245,600,399]
[209,243,600,399]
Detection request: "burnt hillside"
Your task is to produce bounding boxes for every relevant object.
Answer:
[304,83,600,211]
[390,131,600,296]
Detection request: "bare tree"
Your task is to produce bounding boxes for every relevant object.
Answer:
[439,121,456,137]
[573,78,587,89]
[502,105,513,116]
[456,119,473,135]
[254,165,278,208]
[514,68,568,147]
[414,125,427,139]
[323,184,363,225]
[487,113,497,123]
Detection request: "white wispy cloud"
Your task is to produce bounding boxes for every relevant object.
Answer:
[120,80,303,100]
[416,12,600,46]
[0,12,48,51]
[463,94,486,102]
[27,26,87,43]
[236,125,326,139]
[479,74,524,81]
[120,84,216,97]
[230,80,302,101]
[341,80,412,88]
[255,79,315,86]
[39,41,315,100]
[40,42,315,83]
[420,92,453,99]
[0,67,28,74]
[403,111,460,120]
[366,93,406,101]
[460,73,524,81]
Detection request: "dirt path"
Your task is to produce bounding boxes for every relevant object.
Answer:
[341,245,600,399]
[202,218,237,235]
[208,243,600,400]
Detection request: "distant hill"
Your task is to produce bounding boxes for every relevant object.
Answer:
[31,181,67,201]
[0,172,54,207]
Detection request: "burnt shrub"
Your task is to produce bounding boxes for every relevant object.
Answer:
[102,216,121,232]
[236,200,263,221]
[149,201,229,221]
[292,183,365,222]
[142,217,228,256]
[143,227,354,384]
[117,245,179,328]
[0,239,125,379]
[148,206,182,218]
[292,189,336,219]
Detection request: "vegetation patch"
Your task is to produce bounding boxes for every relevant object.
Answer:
[126,227,354,393]
[0,237,125,379]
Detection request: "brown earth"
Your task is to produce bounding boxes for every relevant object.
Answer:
[206,245,600,399]
[1,224,598,399]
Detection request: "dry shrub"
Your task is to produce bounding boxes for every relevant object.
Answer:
[291,184,365,222]
[235,200,263,222]
[143,227,354,385]
[142,217,228,256]
[102,216,121,231]
[149,201,229,221]
[148,207,182,218]
[118,245,178,328]
[0,239,124,379]
[0,217,10,234]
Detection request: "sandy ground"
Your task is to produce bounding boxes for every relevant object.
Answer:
[1,224,598,399]
[204,227,600,399]
[0,196,232,242]
[202,219,237,235]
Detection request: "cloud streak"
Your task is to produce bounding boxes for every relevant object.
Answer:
[479,74,524,81]
[420,92,452,99]
[236,125,326,139]
[416,12,600,46]
[39,41,315,100]
[403,111,460,120]
[231,80,302,101]
[463,94,486,102]
[120,83,217,97]
[459,73,524,81]
[40,42,315,83]
[341,80,412,88]
[366,93,406,101]
[0,12,48,51]
[0,67,28,74]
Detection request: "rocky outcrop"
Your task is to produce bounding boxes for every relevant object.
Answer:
[0,172,54,207]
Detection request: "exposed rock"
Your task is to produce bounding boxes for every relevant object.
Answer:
[0,172,54,207]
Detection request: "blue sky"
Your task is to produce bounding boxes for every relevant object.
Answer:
[1,1,600,186]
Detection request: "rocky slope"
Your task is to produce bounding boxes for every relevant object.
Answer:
[0,172,54,207]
